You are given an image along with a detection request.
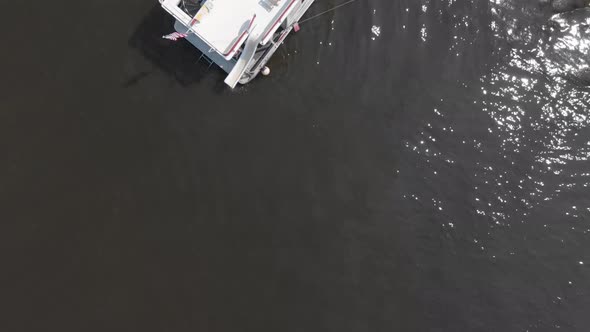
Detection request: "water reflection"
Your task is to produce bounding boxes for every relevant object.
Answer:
[481,0,590,222]
[400,0,590,229]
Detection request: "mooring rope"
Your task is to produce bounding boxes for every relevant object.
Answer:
[298,0,360,24]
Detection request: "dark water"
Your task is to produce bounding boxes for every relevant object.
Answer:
[2,0,590,331]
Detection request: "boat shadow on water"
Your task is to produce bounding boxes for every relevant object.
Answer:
[127,5,226,89]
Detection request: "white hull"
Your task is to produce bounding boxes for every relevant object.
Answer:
[238,0,316,85]
[161,0,315,87]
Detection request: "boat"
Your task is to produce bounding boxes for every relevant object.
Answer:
[159,0,315,88]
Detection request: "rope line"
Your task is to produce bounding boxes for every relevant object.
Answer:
[298,0,360,24]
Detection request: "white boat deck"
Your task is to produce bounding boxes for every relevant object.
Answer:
[174,20,236,73]
[159,0,313,87]
[189,0,292,59]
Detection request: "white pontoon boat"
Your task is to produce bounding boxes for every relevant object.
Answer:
[159,0,315,88]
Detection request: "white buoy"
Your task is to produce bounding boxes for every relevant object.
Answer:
[261,66,271,76]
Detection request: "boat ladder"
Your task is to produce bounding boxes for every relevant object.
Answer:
[197,51,215,68]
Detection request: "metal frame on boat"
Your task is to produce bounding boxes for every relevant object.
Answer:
[159,0,315,88]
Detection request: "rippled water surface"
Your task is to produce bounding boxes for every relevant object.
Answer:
[3,0,590,331]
